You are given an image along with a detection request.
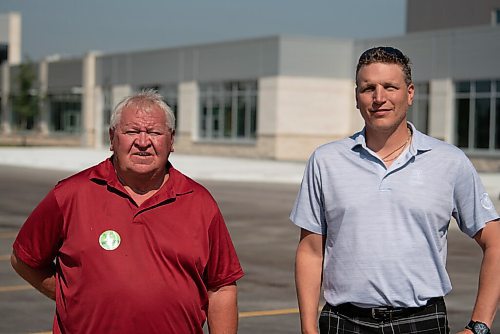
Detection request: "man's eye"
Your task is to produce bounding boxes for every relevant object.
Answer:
[148,131,163,136]
[125,130,139,135]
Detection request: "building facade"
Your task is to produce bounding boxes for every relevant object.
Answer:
[1,10,500,162]
[407,0,500,32]
[0,12,21,65]
[0,12,21,135]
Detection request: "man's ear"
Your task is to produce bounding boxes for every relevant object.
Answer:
[170,129,175,152]
[355,86,359,109]
[407,83,415,106]
[109,128,115,151]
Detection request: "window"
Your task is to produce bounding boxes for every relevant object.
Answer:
[199,81,257,141]
[0,44,7,65]
[102,85,112,144]
[48,93,82,133]
[162,86,178,128]
[138,85,178,128]
[492,9,500,25]
[102,86,112,127]
[407,82,429,133]
[455,80,500,151]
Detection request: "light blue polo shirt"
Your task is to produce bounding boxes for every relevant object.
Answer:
[290,123,499,308]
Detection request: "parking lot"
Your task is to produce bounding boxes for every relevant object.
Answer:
[0,165,498,333]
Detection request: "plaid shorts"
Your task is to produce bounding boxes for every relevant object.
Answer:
[319,297,450,334]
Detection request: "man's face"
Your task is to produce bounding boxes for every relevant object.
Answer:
[109,104,174,177]
[355,62,414,133]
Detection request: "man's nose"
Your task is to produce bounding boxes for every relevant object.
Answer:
[135,131,151,147]
[373,86,386,104]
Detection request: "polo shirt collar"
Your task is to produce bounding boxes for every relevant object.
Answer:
[351,122,433,156]
[89,157,194,203]
[89,157,120,188]
[406,122,433,154]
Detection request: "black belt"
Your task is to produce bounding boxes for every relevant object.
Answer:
[325,297,443,321]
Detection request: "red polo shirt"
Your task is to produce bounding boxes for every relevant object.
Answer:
[13,159,244,334]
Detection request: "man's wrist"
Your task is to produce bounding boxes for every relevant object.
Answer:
[465,320,491,334]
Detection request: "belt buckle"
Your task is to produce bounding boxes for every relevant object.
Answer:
[371,307,390,321]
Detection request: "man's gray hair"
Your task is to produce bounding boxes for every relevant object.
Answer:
[109,89,176,131]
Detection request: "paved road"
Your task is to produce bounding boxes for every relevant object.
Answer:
[0,165,498,333]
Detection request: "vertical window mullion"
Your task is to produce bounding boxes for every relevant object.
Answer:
[469,82,475,149]
[232,83,237,139]
[492,80,497,150]
[490,81,496,150]
[207,88,213,139]
[218,90,224,138]
[245,86,251,138]
[213,86,219,138]
[251,88,257,138]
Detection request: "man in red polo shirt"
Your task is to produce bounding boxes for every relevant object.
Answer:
[11,90,244,334]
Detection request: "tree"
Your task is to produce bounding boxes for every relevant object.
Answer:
[11,60,39,130]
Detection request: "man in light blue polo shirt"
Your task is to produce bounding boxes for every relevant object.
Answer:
[291,47,500,334]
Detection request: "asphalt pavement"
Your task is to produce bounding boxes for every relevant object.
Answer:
[1,165,497,333]
[1,148,499,333]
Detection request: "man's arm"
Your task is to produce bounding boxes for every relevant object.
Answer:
[207,283,238,334]
[10,251,56,301]
[295,228,325,334]
[457,220,500,334]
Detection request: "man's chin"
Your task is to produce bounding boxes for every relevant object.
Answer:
[129,165,157,173]
[367,118,406,132]
[123,163,161,176]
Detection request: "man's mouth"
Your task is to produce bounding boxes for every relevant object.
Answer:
[134,152,152,156]
[370,109,391,116]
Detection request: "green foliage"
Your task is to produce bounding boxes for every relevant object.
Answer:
[11,61,39,130]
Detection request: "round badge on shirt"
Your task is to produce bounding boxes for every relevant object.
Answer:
[480,193,493,210]
[99,230,121,250]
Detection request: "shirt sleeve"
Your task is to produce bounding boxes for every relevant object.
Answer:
[289,151,326,235]
[204,210,244,290]
[13,189,64,268]
[452,156,500,237]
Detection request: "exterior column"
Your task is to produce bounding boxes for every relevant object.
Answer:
[81,51,97,147]
[1,62,11,134]
[7,12,21,65]
[111,85,132,107]
[93,86,104,149]
[37,59,49,134]
[178,81,198,140]
[428,79,454,143]
[106,84,132,144]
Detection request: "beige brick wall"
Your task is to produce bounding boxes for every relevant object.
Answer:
[274,133,341,161]
[269,76,355,137]
[174,132,276,159]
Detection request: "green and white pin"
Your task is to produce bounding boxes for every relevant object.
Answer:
[99,230,121,250]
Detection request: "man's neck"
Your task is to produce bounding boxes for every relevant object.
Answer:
[116,169,168,195]
[365,122,411,156]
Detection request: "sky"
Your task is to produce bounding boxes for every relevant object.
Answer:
[0,0,407,62]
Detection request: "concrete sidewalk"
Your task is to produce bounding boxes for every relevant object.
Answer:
[0,147,306,184]
[1,147,500,199]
